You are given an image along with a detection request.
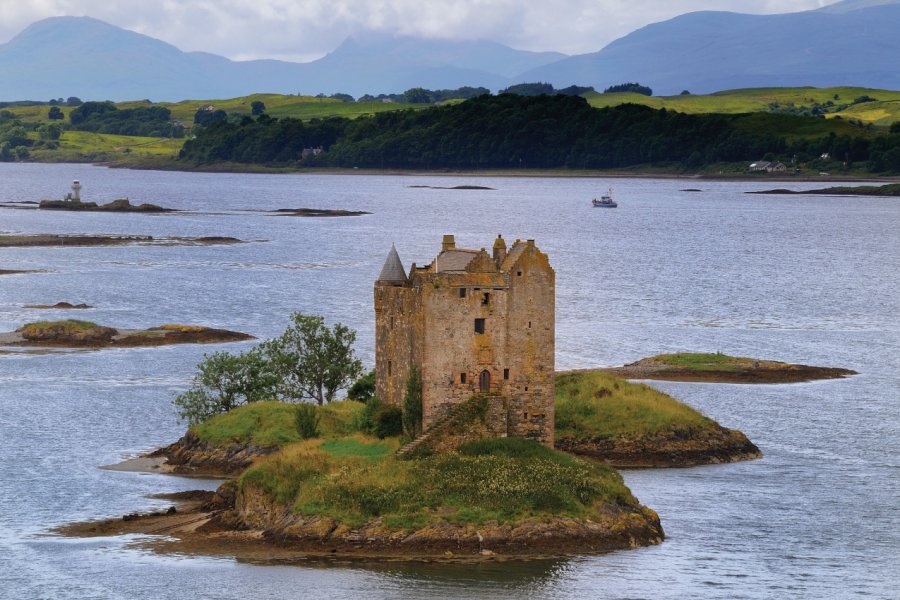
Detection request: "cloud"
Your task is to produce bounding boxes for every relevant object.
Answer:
[0,0,843,60]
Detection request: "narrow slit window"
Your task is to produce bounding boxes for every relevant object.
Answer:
[523,412,528,420]
[460,372,467,384]
[390,316,394,329]
[482,292,490,306]
[528,321,532,329]
[474,318,485,334]
[524,386,529,391]
[459,288,466,298]
[503,368,509,380]
[388,361,392,377]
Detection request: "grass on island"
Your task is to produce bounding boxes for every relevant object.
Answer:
[240,436,636,529]
[16,319,103,337]
[554,370,714,442]
[194,370,718,449]
[192,400,364,447]
[646,352,785,371]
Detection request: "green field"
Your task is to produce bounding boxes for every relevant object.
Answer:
[26,130,183,162]
[118,93,420,124]
[586,86,900,127]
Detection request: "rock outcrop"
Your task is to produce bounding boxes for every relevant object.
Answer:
[148,431,278,477]
[556,425,762,468]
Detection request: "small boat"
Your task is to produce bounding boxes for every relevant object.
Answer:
[592,188,617,208]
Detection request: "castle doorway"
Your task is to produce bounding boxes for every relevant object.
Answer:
[479,370,491,392]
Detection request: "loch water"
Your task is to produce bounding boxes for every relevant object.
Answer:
[0,163,898,600]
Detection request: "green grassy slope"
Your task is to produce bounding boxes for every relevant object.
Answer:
[586,86,900,127]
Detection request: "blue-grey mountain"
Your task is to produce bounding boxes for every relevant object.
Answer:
[520,0,900,95]
[0,17,563,101]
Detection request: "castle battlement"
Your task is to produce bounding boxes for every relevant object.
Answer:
[374,234,555,446]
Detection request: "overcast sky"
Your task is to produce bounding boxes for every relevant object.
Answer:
[0,0,842,61]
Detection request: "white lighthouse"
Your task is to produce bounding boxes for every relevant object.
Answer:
[70,180,81,202]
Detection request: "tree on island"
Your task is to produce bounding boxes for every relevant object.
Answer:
[173,312,363,423]
[173,348,279,424]
[263,313,363,405]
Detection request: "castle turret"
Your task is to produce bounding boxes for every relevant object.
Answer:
[492,234,507,265]
[377,244,407,285]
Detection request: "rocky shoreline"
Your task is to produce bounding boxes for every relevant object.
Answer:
[57,488,663,560]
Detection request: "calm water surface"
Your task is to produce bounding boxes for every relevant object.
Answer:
[1,163,898,599]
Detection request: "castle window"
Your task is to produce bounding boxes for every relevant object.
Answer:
[528,321,532,329]
[474,318,485,334]
[459,288,466,298]
[388,361,392,376]
[390,316,394,329]
[524,386,529,391]
[517,271,522,276]
[503,368,509,380]
[482,292,490,306]
[524,412,529,420]
[460,372,467,384]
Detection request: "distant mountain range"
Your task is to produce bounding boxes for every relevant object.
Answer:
[522,0,900,95]
[1,0,898,102]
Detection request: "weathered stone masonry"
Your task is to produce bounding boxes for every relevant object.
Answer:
[375,234,555,446]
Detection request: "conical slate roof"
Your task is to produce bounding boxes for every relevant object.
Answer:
[377,244,407,283]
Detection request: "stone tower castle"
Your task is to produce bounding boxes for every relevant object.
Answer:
[374,234,555,446]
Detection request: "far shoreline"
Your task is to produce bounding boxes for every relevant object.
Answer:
[21,158,898,184]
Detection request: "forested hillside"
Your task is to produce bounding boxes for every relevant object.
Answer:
[178,94,900,173]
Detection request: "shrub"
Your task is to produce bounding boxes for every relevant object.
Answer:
[373,405,403,439]
[294,404,320,439]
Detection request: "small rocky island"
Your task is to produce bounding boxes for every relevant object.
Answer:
[0,234,244,248]
[596,352,856,384]
[747,183,900,197]
[24,302,92,309]
[0,320,253,348]
[38,179,176,212]
[39,198,176,212]
[269,207,371,217]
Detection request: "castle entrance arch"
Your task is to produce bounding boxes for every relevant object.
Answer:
[479,370,491,392]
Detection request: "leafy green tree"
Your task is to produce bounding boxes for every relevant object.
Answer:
[404,87,433,104]
[66,97,83,107]
[39,123,62,141]
[402,366,422,438]
[48,106,64,120]
[604,82,653,96]
[172,348,278,424]
[329,93,355,103]
[347,369,375,402]
[500,82,555,96]
[251,100,266,116]
[262,312,363,405]
[194,108,227,127]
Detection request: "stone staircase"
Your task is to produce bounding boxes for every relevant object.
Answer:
[396,395,496,458]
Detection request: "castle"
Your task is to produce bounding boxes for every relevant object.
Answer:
[374,234,555,446]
